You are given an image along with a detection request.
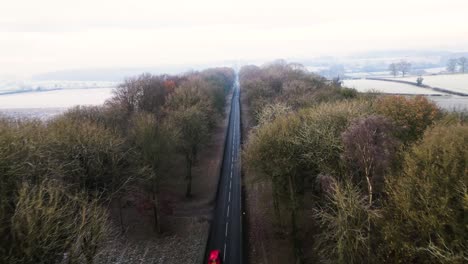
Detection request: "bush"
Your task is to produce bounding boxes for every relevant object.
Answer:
[380,124,468,263]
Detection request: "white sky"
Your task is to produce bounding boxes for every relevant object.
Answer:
[1,0,467,77]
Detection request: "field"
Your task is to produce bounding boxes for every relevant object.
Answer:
[0,80,117,94]
[342,79,445,95]
[393,74,468,94]
[342,78,468,110]
[0,88,115,119]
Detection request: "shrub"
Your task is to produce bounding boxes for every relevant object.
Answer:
[380,124,468,263]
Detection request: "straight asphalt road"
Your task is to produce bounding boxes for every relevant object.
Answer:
[206,75,242,264]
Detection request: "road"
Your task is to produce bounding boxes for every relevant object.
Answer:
[206,75,242,264]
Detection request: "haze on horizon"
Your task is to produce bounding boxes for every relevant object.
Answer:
[1,0,467,78]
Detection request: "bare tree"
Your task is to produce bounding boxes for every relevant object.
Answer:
[397,60,411,77]
[388,63,398,77]
[446,58,458,73]
[458,57,467,73]
[342,115,399,207]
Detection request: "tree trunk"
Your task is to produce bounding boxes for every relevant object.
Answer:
[365,174,373,206]
[365,170,373,263]
[151,180,161,233]
[272,182,282,228]
[288,174,303,264]
[117,197,124,233]
[185,155,192,197]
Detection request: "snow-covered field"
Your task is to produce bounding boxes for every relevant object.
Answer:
[393,74,468,95]
[0,88,115,119]
[429,96,468,111]
[0,80,117,94]
[343,79,445,95]
[342,79,468,110]
[345,67,446,79]
[0,88,115,109]
[345,71,390,79]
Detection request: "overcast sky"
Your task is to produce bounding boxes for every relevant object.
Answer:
[1,0,467,77]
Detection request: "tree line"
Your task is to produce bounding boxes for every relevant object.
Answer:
[446,57,467,73]
[388,60,412,77]
[0,67,235,263]
[241,60,467,264]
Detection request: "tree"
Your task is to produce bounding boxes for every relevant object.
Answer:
[416,76,424,86]
[397,60,411,77]
[167,105,210,197]
[130,113,173,233]
[446,58,458,73]
[164,73,228,198]
[243,114,305,262]
[332,76,342,87]
[382,124,468,263]
[313,180,379,264]
[375,96,440,144]
[341,115,399,206]
[107,73,177,118]
[388,63,398,77]
[458,57,467,73]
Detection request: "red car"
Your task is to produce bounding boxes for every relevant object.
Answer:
[208,250,222,264]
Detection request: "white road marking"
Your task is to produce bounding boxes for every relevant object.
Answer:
[228,191,231,202]
[227,204,230,217]
[225,222,229,237]
[223,243,226,261]
[229,181,232,189]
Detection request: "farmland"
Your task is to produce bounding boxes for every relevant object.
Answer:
[393,74,468,94]
[343,75,468,110]
[342,79,444,95]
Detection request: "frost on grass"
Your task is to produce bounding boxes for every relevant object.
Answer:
[95,220,208,264]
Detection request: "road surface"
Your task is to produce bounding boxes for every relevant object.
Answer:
[206,76,242,263]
